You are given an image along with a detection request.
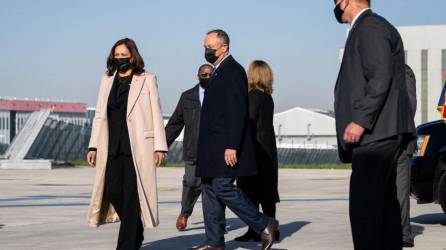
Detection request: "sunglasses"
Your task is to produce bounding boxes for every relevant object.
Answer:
[199,73,211,78]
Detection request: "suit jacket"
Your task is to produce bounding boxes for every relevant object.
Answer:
[165,84,201,162]
[87,71,168,229]
[334,10,414,163]
[405,64,418,154]
[107,74,132,156]
[196,55,257,177]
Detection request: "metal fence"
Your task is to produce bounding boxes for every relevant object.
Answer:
[0,143,7,155]
[3,110,91,162]
[3,110,340,164]
[166,141,341,164]
[26,118,91,161]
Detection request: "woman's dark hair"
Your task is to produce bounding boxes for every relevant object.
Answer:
[106,38,145,76]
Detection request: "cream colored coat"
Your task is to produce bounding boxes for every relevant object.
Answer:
[87,71,168,229]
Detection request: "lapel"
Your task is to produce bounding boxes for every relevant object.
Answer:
[127,73,145,117]
[190,84,201,104]
[211,55,233,79]
[183,84,201,110]
[334,9,372,91]
[102,72,116,115]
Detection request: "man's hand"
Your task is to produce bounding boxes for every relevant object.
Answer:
[224,149,237,167]
[343,122,365,144]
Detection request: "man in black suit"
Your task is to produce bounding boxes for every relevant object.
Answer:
[333,0,414,249]
[396,65,417,247]
[165,64,213,231]
[189,29,278,250]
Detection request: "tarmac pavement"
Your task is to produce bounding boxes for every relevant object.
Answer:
[1,167,446,250]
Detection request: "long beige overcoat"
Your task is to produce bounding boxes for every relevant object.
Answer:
[87,71,168,229]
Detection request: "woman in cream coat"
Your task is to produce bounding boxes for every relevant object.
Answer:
[86,38,167,250]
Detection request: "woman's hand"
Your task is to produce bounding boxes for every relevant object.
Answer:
[87,151,97,167]
[155,151,166,167]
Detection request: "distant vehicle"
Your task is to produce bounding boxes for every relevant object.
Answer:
[411,82,446,212]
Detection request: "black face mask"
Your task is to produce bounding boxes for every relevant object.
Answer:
[114,58,132,73]
[204,48,218,64]
[199,78,210,89]
[334,3,345,24]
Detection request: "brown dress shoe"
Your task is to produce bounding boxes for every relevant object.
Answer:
[260,218,279,250]
[176,214,188,231]
[188,243,225,250]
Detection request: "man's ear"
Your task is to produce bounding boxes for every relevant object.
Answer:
[222,44,229,53]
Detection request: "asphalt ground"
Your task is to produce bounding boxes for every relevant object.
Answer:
[1,168,446,250]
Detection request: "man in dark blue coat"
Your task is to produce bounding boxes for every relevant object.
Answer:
[189,29,278,250]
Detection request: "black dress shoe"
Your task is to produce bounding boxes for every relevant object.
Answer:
[234,230,261,242]
[260,218,279,250]
[275,230,280,241]
[188,243,225,250]
[402,240,414,248]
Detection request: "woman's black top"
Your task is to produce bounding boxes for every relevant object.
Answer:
[107,74,133,156]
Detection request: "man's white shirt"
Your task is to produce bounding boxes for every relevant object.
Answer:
[199,85,205,106]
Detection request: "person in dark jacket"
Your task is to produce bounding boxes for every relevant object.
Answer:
[333,0,415,249]
[235,60,280,242]
[189,29,278,250]
[165,64,213,231]
[396,64,417,247]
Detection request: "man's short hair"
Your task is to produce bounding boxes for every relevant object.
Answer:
[198,64,213,75]
[359,0,371,5]
[207,29,230,46]
[336,0,370,5]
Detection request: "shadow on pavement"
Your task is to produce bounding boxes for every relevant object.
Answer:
[411,213,446,225]
[226,220,310,250]
[141,219,310,250]
[411,224,425,239]
[141,218,245,249]
[186,217,247,233]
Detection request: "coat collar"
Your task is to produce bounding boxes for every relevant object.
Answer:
[335,9,373,91]
[212,55,234,77]
[190,84,200,102]
[345,9,372,46]
[104,71,146,117]
[127,73,145,117]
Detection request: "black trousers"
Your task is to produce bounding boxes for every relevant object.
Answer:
[396,147,413,243]
[349,137,403,250]
[239,179,277,235]
[181,161,202,216]
[105,154,144,250]
[201,177,269,247]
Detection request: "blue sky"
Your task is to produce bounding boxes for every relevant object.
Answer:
[1,0,445,113]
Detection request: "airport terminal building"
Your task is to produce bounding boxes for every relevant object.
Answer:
[273,107,337,149]
[398,25,446,125]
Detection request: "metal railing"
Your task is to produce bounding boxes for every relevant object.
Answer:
[166,141,340,164]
